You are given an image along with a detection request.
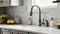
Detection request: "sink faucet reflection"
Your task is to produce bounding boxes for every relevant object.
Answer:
[30,5,41,26]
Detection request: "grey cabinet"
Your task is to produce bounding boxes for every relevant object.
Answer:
[1,29,28,34]
[1,29,10,34]
[1,29,41,34]
[11,30,28,34]
[0,0,23,7]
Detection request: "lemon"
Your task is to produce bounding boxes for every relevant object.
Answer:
[7,19,15,24]
[10,20,15,23]
[7,19,10,24]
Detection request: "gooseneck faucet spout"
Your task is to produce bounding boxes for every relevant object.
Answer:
[30,5,41,26]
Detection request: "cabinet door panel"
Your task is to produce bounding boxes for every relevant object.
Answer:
[1,29,10,34]
[3,31,10,34]
[1,0,10,6]
[11,31,28,34]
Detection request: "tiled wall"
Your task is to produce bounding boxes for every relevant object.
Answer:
[0,7,7,14]
[6,1,60,26]
[7,6,28,24]
[6,5,59,26]
[41,7,58,22]
[32,7,58,26]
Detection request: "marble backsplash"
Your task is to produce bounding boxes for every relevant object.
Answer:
[6,5,60,26]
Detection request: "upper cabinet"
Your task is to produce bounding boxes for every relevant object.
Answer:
[0,0,23,7]
[31,0,57,8]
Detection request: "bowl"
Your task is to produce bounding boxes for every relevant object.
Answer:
[56,23,60,29]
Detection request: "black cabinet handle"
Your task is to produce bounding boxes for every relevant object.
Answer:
[11,32,13,34]
[53,1,60,3]
[0,0,3,3]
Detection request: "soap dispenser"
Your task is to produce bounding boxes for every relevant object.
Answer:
[50,17,54,27]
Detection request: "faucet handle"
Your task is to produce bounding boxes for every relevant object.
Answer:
[42,18,45,24]
[45,20,49,27]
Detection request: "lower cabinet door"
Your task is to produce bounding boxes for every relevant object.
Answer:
[1,29,10,34]
[1,29,40,34]
[27,32,45,34]
[11,30,28,34]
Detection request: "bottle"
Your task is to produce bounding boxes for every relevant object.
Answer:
[27,17,32,25]
[50,17,54,27]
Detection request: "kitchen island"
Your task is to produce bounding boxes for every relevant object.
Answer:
[0,25,60,34]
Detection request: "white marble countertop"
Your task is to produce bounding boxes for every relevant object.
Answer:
[0,25,60,34]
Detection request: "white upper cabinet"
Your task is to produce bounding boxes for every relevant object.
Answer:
[32,0,57,8]
[0,0,23,7]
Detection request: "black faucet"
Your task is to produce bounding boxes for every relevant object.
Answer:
[30,5,41,26]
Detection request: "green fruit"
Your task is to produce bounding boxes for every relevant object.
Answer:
[0,16,2,18]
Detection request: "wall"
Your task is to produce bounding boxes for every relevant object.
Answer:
[7,6,28,24]
[6,6,58,26]
[31,6,58,26]
[7,0,31,25]
[6,0,59,26]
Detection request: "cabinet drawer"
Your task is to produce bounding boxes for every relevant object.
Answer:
[11,30,28,34]
[0,0,10,6]
[2,0,10,5]
[1,29,10,34]
[0,0,23,7]
[1,29,10,32]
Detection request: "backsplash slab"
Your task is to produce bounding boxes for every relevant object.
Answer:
[6,5,60,26]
